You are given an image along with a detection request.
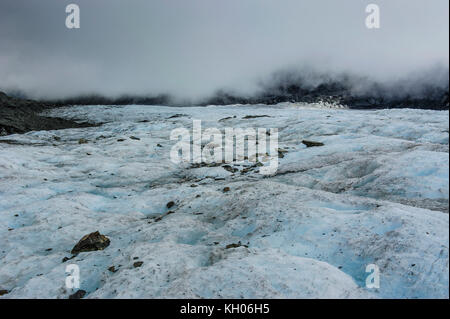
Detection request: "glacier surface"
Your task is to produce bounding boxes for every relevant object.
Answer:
[0,103,448,298]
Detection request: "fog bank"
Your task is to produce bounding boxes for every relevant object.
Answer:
[0,0,448,101]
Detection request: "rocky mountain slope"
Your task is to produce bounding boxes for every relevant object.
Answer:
[0,92,92,136]
[20,70,448,110]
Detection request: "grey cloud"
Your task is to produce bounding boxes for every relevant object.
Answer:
[0,0,448,101]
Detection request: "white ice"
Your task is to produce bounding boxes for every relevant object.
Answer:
[0,103,448,298]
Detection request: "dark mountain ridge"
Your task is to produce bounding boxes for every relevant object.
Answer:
[9,69,446,110]
[0,92,93,136]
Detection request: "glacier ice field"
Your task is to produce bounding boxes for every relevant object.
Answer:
[0,102,448,298]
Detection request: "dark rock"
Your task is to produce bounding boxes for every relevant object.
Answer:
[129,136,140,140]
[166,201,175,209]
[226,242,248,249]
[168,114,186,119]
[62,256,75,263]
[223,187,230,193]
[277,148,288,158]
[219,116,233,122]
[108,266,117,273]
[190,162,223,169]
[0,289,9,296]
[242,115,270,119]
[154,209,175,222]
[78,138,88,144]
[68,290,86,299]
[302,140,324,147]
[71,231,110,255]
[223,165,238,173]
[133,261,144,268]
[240,167,253,174]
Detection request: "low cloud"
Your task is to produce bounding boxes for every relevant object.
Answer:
[0,0,448,101]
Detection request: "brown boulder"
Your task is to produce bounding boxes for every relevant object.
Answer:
[69,290,86,299]
[71,231,110,255]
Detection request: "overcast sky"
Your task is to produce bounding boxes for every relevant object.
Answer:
[0,0,448,100]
